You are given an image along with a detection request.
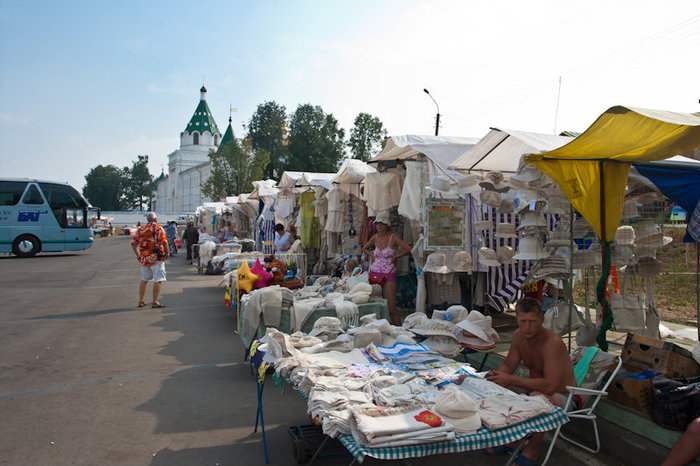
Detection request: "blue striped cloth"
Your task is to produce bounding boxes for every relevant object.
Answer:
[338,407,568,462]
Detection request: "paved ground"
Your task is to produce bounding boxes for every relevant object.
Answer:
[0,236,686,465]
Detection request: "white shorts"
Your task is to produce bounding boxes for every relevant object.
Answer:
[141,261,167,282]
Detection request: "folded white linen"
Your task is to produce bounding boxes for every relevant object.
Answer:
[477,394,556,430]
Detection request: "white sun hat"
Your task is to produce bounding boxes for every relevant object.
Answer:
[434,386,482,434]
[477,247,501,267]
[517,211,548,231]
[496,246,515,264]
[480,190,502,208]
[451,251,473,272]
[455,174,481,194]
[615,225,636,245]
[498,197,515,213]
[635,221,672,248]
[423,252,452,274]
[455,310,499,350]
[514,188,547,214]
[512,235,547,260]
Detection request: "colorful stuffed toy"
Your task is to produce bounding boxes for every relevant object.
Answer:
[237,260,259,293]
[250,258,273,289]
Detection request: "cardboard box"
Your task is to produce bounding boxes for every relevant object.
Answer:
[621,333,700,379]
[607,363,654,414]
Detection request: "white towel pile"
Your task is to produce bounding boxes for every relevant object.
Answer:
[351,405,455,448]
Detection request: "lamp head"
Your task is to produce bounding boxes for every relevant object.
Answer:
[423,88,430,94]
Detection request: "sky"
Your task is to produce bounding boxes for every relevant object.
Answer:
[1,0,699,192]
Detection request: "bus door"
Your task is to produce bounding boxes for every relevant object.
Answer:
[19,183,65,252]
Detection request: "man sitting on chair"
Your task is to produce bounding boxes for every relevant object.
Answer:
[486,297,578,465]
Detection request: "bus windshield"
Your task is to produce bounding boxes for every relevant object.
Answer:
[39,182,90,228]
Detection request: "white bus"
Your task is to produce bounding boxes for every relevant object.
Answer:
[0,179,96,257]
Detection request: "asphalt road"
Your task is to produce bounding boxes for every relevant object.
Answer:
[0,236,679,465]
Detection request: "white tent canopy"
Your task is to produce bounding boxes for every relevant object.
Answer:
[277,172,305,189]
[297,172,336,190]
[248,179,279,200]
[333,158,376,185]
[449,128,574,173]
[370,135,480,181]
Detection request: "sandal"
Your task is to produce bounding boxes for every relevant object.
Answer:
[138,301,147,307]
[151,303,166,308]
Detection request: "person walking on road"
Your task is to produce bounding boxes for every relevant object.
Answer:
[182,220,199,264]
[165,220,178,257]
[130,212,168,308]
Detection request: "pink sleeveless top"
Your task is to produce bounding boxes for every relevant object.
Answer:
[370,234,397,274]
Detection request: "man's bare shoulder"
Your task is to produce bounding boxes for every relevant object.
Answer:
[542,328,569,353]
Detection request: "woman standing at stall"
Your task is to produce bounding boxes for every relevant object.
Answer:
[362,211,411,326]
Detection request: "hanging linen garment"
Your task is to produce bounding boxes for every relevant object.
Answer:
[325,188,345,233]
[411,235,427,314]
[398,160,423,221]
[275,190,295,219]
[359,201,370,247]
[313,187,328,230]
[298,191,320,248]
[364,171,402,212]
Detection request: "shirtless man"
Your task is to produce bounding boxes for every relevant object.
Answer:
[485,297,577,465]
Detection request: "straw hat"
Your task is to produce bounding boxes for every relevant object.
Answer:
[621,202,640,220]
[511,163,540,183]
[374,211,391,226]
[495,223,517,238]
[517,211,548,231]
[615,225,636,245]
[496,246,515,264]
[636,256,662,276]
[451,251,472,272]
[635,221,672,247]
[514,188,547,214]
[512,235,547,261]
[455,310,499,350]
[424,252,452,274]
[479,171,510,192]
[477,247,501,267]
[434,387,482,434]
[474,220,493,231]
[455,174,481,194]
[480,190,502,208]
[498,197,515,213]
[523,256,569,285]
[411,319,459,339]
[427,176,452,193]
[546,228,571,248]
[422,335,462,357]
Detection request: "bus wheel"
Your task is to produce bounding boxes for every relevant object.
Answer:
[12,235,40,257]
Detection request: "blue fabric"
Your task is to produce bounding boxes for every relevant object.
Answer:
[634,164,700,242]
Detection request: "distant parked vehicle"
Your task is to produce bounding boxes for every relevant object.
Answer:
[0,179,97,257]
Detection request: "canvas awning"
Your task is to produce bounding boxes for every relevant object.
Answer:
[370,135,479,181]
[525,106,700,241]
[449,128,574,173]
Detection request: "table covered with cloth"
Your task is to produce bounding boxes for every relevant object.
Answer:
[238,299,389,349]
[337,408,568,463]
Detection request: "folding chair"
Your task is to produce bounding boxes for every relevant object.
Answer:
[541,346,623,466]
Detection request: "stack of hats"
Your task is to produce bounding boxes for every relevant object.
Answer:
[451,251,472,273]
[478,247,501,267]
[635,220,672,248]
[455,310,499,351]
[513,235,547,261]
[522,255,570,286]
[410,319,461,357]
[423,252,451,274]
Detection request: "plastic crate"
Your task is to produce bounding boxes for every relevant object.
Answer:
[287,424,348,464]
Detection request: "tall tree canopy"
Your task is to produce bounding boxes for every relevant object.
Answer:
[122,155,154,210]
[247,101,288,180]
[83,164,124,210]
[201,135,269,200]
[347,112,387,162]
[287,104,345,173]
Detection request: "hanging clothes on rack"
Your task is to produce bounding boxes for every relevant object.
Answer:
[364,171,402,212]
[298,190,320,248]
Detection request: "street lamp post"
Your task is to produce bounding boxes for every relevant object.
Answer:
[423,88,440,136]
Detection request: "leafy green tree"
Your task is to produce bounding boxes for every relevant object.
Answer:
[287,104,345,173]
[347,112,387,162]
[247,101,288,180]
[83,165,124,210]
[122,155,154,210]
[202,134,269,200]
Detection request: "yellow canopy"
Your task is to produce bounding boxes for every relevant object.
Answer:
[525,105,700,240]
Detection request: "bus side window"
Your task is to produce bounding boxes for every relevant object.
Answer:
[22,185,45,205]
[0,181,28,206]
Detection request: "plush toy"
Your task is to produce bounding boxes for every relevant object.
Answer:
[237,260,259,293]
[250,258,273,289]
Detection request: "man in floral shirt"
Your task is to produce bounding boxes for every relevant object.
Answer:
[130,212,168,308]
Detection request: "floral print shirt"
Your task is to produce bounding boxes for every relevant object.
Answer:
[130,222,167,265]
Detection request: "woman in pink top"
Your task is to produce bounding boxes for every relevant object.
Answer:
[362,211,411,325]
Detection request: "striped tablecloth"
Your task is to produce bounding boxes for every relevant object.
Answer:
[337,407,569,463]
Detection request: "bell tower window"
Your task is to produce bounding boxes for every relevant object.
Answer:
[193,132,199,145]
[214,134,219,146]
